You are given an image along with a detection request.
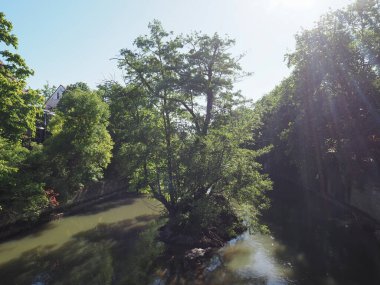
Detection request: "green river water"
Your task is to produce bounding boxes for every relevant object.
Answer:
[0,195,379,285]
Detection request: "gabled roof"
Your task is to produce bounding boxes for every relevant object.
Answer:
[45,85,66,103]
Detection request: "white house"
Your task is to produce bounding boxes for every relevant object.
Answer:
[34,85,66,142]
[45,85,66,110]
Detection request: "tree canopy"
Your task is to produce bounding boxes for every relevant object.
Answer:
[0,13,47,222]
[114,21,271,232]
[0,12,43,141]
[251,0,380,204]
[43,88,113,200]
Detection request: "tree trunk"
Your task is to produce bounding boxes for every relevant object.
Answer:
[203,89,214,135]
[163,97,176,207]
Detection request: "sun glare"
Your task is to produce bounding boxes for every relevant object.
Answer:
[271,0,316,9]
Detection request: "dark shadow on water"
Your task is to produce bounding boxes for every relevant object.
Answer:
[0,213,160,285]
[135,214,160,223]
[67,195,138,216]
[262,180,380,285]
[7,182,379,285]
[0,220,60,243]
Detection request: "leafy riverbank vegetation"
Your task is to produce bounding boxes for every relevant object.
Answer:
[102,21,272,241]
[251,0,380,219]
[1,0,380,256]
[0,14,271,242]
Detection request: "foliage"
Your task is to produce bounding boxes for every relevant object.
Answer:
[43,89,113,201]
[98,82,161,191]
[0,12,43,141]
[251,0,380,202]
[116,20,271,231]
[39,81,57,101]
[0,13,47,223]
[64,81,90,94]
[0,137,48,222]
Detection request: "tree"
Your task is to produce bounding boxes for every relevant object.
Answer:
[0,13,47,223]
[39,82,57,102]
[251,0,380,206]
[99,82,161,191]
[0,12,43,141]
[43,89,113,201]
[117,21,271,233]
[285,0,380,197]
[0,137,48,223]
[64,82,90,94]
[251,76,298,179]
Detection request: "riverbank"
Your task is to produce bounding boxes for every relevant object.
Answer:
[0,182,138,242]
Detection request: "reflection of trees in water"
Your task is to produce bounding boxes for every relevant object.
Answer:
[3,192,379,285]
[0,215,162,285]
[1,240,113,285]
[263,180,380,285]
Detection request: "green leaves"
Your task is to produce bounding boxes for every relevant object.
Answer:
[0,13,42,141]
[0,13,47,223]
[0,138,48,222]
[0,13,18,48]
[251,0,380,204]
[113,21,271,228]
[0,137,27,183]
[44,89,113,200]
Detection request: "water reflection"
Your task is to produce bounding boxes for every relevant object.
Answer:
[0,197,161,285]
[1,192,380,285]
[261,183,380,285]
[205,233,294,285]
[201,187,380,285]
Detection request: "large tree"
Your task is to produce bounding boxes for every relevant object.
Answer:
[285,0,380,197]
[43,88,113,201]
[251,0,380,205]
[116,21,271,232]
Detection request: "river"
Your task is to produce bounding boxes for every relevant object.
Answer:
[0,196,162,285]
[0,194,379,285]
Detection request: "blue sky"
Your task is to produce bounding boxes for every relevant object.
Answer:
[3,0,353,101]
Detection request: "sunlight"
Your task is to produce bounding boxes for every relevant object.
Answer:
[270,0,316,9]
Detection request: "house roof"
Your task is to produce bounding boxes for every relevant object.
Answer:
[45,85,66,103]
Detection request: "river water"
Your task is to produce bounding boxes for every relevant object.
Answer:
[0,196,162,285]
[0,195,379,285]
